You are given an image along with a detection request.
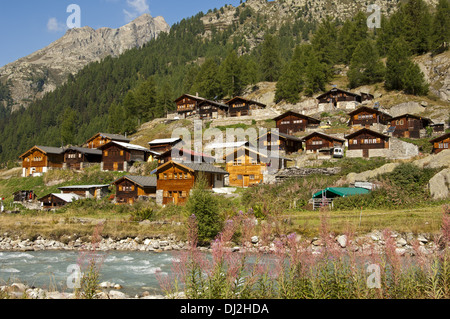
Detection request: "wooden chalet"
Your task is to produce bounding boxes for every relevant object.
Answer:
[198,100,229,120]
[13,190,36,203]
[345,128,390,158]
[348,106,392,128]
[64,147,102,170]
[99,141,152,172]
[224,146,290,187]
[430,132,450,154]
[225,97,266,117]
[303,132,345,155]
[112,175,157,204]
[84,133,131,149]
[20,146,65,177]
[156,148,215,166]
[317,88,362,108]
[57,184,110,199]
[389,114,433,139]
[148,138,183,154]
[273,111,321,134]
[38,193,82,209]
[257,131,303,154]
[156,161,228,205]
[175,94,206,118]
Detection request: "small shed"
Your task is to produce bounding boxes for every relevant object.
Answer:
[13,190,37,203]
[311,187,370,210]
[57,185,110,199]
[38,193,82,209]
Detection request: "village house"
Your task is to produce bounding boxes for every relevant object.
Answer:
[156,147,215,166]
[204,141,250,163]
[316,88,373,111]
[84,133,131,149]
[38,193,82,210]
[345,128,390,158]
[112,175,157,204]
[257,131,304,155]
[198,100,229,120]
[273,111,321,135]
[224,146,290,187]
[225,97,266,117]
[389,114,433,139]
[63,147,102,170]
[20,146,65,177]
[99,141,152,172]
[156,161,228,205]
[13,190,36,203]
[429,132,450,154]
[303,132,345,156]
[347,106,392,129]
[57,184,110,200]
[148,137,183,154]
[175,94,206,118]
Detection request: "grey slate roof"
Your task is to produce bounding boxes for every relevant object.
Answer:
[97,133,131,142]
[180,162,228,175]
[115,175,157,188]
[36,146,65,154]
[65,147,102,156]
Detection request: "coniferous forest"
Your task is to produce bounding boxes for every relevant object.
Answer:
[0,0,448,165]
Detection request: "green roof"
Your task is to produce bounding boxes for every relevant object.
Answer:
[313,187,370,199]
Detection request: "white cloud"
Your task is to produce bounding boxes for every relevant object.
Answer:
[47,17,66,32]
[123,0,150,22]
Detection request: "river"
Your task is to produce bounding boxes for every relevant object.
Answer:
[0,250,179,297]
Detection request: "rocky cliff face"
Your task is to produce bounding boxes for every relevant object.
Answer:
[0,14,170,112]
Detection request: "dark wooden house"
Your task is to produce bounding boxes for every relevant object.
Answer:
[273,111,321,134]
[13,190,36,203]
[430,132,450,154]
[303,132,345,155]
[156,161,228,205]
[225,97,266,117]
[157,148,215,166]
[148,138,183,154]
[64,147,102,170]
[20,146,65,177]
[316,88,362,109]
[257,131,304,154]
[345,128,390,158]
[198,100,229,119]
[99,141,152,172]
[112,176,157,204]
[84,133,131,149]
[57,185,110,199]
[389,114,433,138]
[38,193,82,209]
[175,94,206,118]
[348,106,392,128]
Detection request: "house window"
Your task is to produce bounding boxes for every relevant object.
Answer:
[237,175,243,180]
[104,151,108,157]
[250,175,255,180]
[312,140,323,145]
[174,173,178,179]
[444,143,449,149]
[164,174,167,180]
[353,140,358,145]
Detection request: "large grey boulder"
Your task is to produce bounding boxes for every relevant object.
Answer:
[429,168,450,200]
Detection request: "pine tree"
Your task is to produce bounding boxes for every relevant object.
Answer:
[60,108,78,145]
[133,77,157,123]
[385,38,410,91]
[304,46,327,96]
[348,40,385,89]
[402,61,429,95]
[192,58,222,99]
[430,0,450,54]
[312,16,338,73]
[401,0,432,54]
[108,103,124,134]
[338,12,369,64]
[260,34,282,82]
[219,50,242,98]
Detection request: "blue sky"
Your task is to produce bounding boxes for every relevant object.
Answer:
[0,0,242,68]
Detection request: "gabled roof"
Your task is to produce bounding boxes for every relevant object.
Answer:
[302,132,345,142]
[313,187,370,198]
[98,141,151,152]
[316,88,359,100]
[347,106,392,118]
[223,146,292,162]
[58,185,109,191]
[174,94,206,103]
[65,147,102,156]
[273,110,321,124]
[38,193,82,203]
[112,175,157,188]
[156,160,228,175]
[429,132,450,143]
[225,96,266,108]
[198,99,229,109]
[345,128,390,140]
[20,146,65,159]
[85,133,131,144]
[389,113,433,124]
[205,141,249,150]
[148,137,183,145]
[158,147,215,161]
